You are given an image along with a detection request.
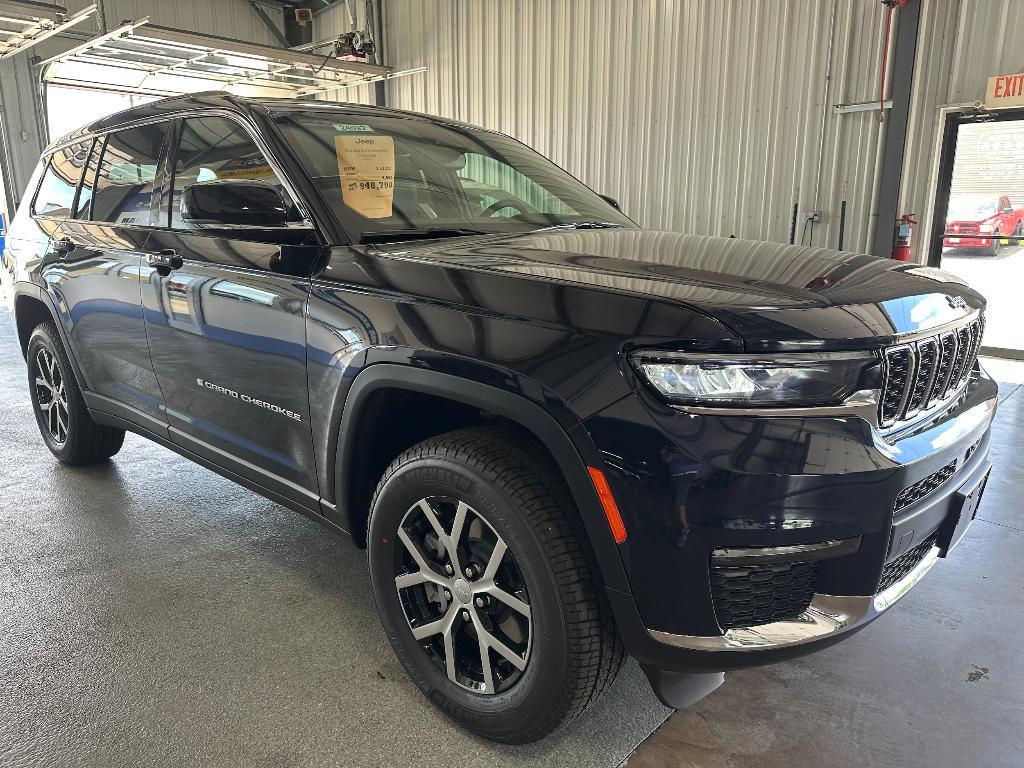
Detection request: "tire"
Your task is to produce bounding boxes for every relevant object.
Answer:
[26,322,125,465]
[367,427,625,743]
[985,228,1000,256]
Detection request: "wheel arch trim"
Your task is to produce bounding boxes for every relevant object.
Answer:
[333,363,632,597]
[12,281,90,392]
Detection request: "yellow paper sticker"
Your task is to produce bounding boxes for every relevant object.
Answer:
[335,134,395,218]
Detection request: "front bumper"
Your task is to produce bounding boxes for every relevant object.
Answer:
[583,366,998,673]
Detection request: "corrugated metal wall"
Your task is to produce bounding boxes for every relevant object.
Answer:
[315,0,1021,262]
[318,0,895,254]
[948,121,1024,203]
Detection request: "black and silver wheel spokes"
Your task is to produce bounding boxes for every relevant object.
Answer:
[394,497,532,695]
[34,348,69,445]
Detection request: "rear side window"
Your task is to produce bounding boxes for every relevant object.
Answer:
[92,122,170,225]
[170,115,295,228]
[32,140,91,218]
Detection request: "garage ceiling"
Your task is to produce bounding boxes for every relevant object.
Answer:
[39,18,393,98]
[0,0,96,60]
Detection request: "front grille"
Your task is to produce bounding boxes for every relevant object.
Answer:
[877,533,937,593]
[879,316,983,428]
[710,561,819,630]
[893,459,958,514]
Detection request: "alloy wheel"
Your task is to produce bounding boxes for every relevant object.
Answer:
[393,496,532,695]
[34,347,69,445]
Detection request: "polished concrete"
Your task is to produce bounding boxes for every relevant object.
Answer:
[2,306,1021,767]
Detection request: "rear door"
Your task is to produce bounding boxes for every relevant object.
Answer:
[142,114,321,506]
[41,127,169,430]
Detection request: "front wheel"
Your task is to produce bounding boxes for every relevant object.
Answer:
[27,322,125,465]
[985,228,1001,256]
[367,428,624,743]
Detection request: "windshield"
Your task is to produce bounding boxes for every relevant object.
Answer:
[273,110,632,241]
[947,196,998,220]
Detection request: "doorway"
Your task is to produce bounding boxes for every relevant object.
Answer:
[928,110,1024,358]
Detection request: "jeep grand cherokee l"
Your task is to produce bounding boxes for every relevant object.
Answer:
[4,94,997,743]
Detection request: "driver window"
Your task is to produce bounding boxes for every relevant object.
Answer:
[171,116,296,229]
[459,153,577,218]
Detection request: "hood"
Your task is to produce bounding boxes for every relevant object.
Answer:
[375,228,984,351]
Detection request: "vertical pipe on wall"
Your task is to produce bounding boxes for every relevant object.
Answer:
[838,199,847,250]
[869,0,922,257]
[810,0,839,245]
[372,0,387,107]
[789,202,799,245]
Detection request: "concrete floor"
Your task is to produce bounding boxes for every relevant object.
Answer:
[942,243,1024,352]
[2,305,1022,768]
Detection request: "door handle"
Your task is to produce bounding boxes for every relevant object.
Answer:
[53,237,75,258]
[147,249,184,274]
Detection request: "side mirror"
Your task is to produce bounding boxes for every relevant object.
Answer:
[181,180,290,227]
[599,194,621,211]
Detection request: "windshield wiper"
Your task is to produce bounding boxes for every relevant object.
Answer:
[534,221,624,232]
[360,227,489,244]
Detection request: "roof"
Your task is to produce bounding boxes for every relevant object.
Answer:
[47,92,485,152]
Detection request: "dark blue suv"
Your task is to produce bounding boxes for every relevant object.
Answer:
[5,93,997,743]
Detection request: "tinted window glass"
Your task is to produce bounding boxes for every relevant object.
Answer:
[274,111,630,240]
[73,139,100,219]
[32,140,91,217]
[92,122,169,225]
[171,116,295,229]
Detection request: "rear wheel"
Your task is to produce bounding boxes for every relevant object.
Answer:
[27,322,125,465]
[367,428,624,743]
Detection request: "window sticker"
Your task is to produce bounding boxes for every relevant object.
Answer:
[216,154,275,180]
[334,134,395,219]
[333,123,375,132]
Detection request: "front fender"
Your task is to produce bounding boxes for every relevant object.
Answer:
[331,361,633,601]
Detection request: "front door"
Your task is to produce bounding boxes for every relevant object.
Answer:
[141,115,321,506]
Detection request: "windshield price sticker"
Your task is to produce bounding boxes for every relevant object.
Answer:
[335,134,395,218]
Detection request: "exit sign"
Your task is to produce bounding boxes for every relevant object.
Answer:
[986,72,1024,108]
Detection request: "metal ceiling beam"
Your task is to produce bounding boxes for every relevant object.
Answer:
[0,2,96,60]
[36,17,148,68]
[247,0,289,48]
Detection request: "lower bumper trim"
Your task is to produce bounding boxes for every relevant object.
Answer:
[649,545,940,652]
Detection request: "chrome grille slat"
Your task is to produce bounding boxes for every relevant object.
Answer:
[880,346,913,426]
[929,332,958,406]
[879,315,983,430]
[903,338,937,418]
[948,325,972,392]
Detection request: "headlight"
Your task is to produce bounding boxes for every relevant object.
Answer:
[979,224,994,233]
[629,350,879,407]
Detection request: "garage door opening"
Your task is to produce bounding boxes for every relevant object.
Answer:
[45,85,157,139]
[929,112,1024,358]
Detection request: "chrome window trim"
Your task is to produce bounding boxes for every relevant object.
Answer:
[648,545,940,652]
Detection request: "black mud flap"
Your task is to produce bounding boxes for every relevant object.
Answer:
[640,665,725,710]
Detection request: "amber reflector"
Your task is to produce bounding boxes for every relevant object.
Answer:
[587,466,627,544]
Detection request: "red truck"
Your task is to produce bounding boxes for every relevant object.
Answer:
[944,194,1024,255]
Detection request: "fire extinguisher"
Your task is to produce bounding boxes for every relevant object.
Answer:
[892,213,917,261]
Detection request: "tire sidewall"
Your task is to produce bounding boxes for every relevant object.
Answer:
[368,455,573,733]
[26,324,75,461]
